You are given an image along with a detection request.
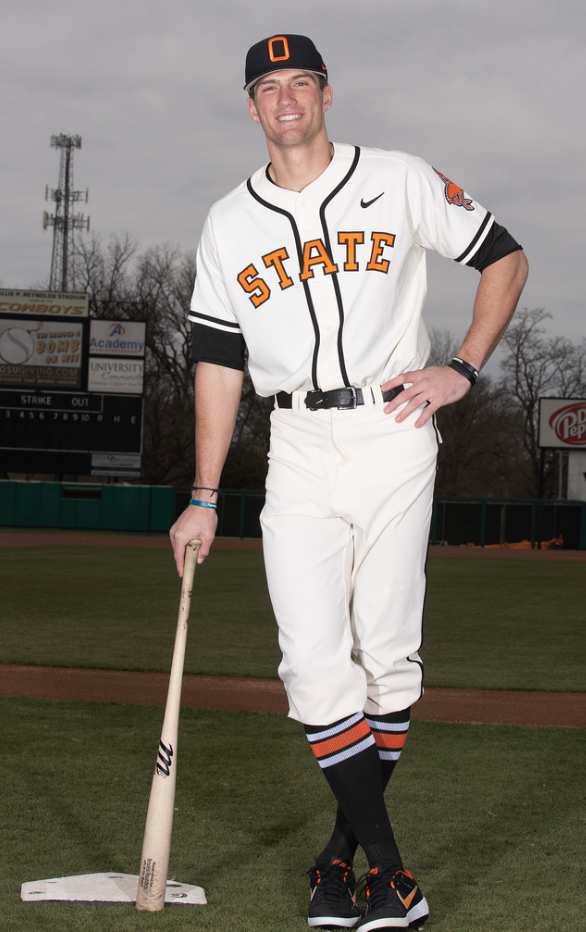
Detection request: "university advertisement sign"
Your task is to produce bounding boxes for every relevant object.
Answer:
[0,318,84,389]
[538,398,586,449]
[0,289,88,317]
[88,358,144,394]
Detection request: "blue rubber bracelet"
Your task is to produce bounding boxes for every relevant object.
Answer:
[189,499,217,510]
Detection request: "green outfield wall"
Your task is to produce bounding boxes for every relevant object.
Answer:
[0,480,585,548]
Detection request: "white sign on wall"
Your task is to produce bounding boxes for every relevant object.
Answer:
[88,358,144,394]
[567,451,586,501]
[89,320,146,357]
[538,398,586,449]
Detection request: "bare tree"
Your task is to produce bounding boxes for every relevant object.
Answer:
[500,308,586,495]
[72,235,196,484]
[70,235,273,487]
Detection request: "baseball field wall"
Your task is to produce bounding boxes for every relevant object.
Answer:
[0,481,584,548]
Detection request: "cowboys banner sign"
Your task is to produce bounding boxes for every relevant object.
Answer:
[538,398,586,449]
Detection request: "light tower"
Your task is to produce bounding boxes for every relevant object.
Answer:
[43,134,90,291]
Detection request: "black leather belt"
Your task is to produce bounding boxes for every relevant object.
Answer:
[275,385,404,410]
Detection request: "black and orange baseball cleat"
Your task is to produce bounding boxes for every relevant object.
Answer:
[307,856,361,928]
[356,867,429,930]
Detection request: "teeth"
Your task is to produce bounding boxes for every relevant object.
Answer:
[278,114,301,122]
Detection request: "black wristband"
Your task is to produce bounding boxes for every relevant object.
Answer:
[449,357,479,385]
[191,486,219,495]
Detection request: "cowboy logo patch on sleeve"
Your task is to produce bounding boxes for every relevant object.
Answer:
[433,168,474,210]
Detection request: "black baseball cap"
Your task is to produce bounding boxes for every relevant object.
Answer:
[244,34,327,92]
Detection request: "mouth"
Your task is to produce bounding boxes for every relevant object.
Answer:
[277,113,303,123]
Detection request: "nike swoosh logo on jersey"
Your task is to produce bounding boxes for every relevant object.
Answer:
[397,885,418,910]
[360,193,384,208]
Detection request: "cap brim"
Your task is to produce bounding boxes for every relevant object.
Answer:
[244,67,327,92]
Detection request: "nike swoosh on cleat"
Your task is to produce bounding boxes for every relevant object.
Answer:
[360,193,384,208]
[397,885,418,910]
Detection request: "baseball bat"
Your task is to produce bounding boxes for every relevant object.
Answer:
[135,539,201,912]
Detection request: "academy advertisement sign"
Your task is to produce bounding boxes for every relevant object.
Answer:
[538,398,586,449]
[89,320,146,357]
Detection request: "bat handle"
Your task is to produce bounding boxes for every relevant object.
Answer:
[182,539,201,585]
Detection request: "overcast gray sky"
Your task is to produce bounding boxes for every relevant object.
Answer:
[1,0,584,364]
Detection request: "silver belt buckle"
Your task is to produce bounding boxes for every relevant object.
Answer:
[338,387,358,409]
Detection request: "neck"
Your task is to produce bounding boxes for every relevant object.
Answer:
[267,133,333,192]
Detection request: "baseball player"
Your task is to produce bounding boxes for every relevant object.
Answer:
[170,34,528,930]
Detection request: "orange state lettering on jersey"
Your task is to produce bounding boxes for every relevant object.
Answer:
[300,240,339,281]
[237,264,271,307]
[433,168,474,210]
[236,232,396,305]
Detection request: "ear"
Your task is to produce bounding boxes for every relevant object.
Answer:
[247,96,261,124]
[322,83,333,115]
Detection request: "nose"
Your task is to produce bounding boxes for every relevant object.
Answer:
[277,84,296,107]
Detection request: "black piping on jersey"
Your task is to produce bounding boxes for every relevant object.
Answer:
[318,145,361,387]
[190,309,241,331]
[455,211,493,265]
[247,176,322,390]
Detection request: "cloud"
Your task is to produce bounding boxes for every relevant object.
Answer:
[0,0,583,342]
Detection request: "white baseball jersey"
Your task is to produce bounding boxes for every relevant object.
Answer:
[189,142,495,395]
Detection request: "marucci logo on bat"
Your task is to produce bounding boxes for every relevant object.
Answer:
[433,168,474,210]
[155,740,174,777]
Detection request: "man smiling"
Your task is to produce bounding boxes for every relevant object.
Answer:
[171,33,527,930]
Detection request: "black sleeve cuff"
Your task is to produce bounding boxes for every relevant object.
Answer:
[467,221,523,273]
[190,323,246,371]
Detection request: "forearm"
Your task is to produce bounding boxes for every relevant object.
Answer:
[456,250,529,371]
[382,249,528,427]
[193,362,244,491]
[170,362,243,573]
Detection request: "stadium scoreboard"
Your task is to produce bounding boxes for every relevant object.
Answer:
[0,289,146,477]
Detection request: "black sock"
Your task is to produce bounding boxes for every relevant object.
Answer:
[310,709,411,867]
[305,710,409,869]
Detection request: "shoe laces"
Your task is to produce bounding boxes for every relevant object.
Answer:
[357,866,408,912]
[307,860,354,900]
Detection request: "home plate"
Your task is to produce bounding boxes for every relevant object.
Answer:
[19,873,207,905]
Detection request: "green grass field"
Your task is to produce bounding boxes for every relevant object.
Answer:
[1,545,584,691]
[2,697,584,932]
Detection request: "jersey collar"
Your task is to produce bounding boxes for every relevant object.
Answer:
[249,142,358,210]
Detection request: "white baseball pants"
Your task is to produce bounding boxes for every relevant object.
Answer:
[261,395,439,725]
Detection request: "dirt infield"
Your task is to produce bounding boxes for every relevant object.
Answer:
[1,530,584,727]
[1,529,585,560]
[1,664,584,728]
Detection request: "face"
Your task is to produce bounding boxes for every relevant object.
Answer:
[247,70,333,151]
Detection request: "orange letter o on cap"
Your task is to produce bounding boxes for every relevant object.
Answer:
[268,36,290,62]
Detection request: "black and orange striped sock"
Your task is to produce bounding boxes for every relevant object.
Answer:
[312,709,411,866]
[304,711,406,869]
